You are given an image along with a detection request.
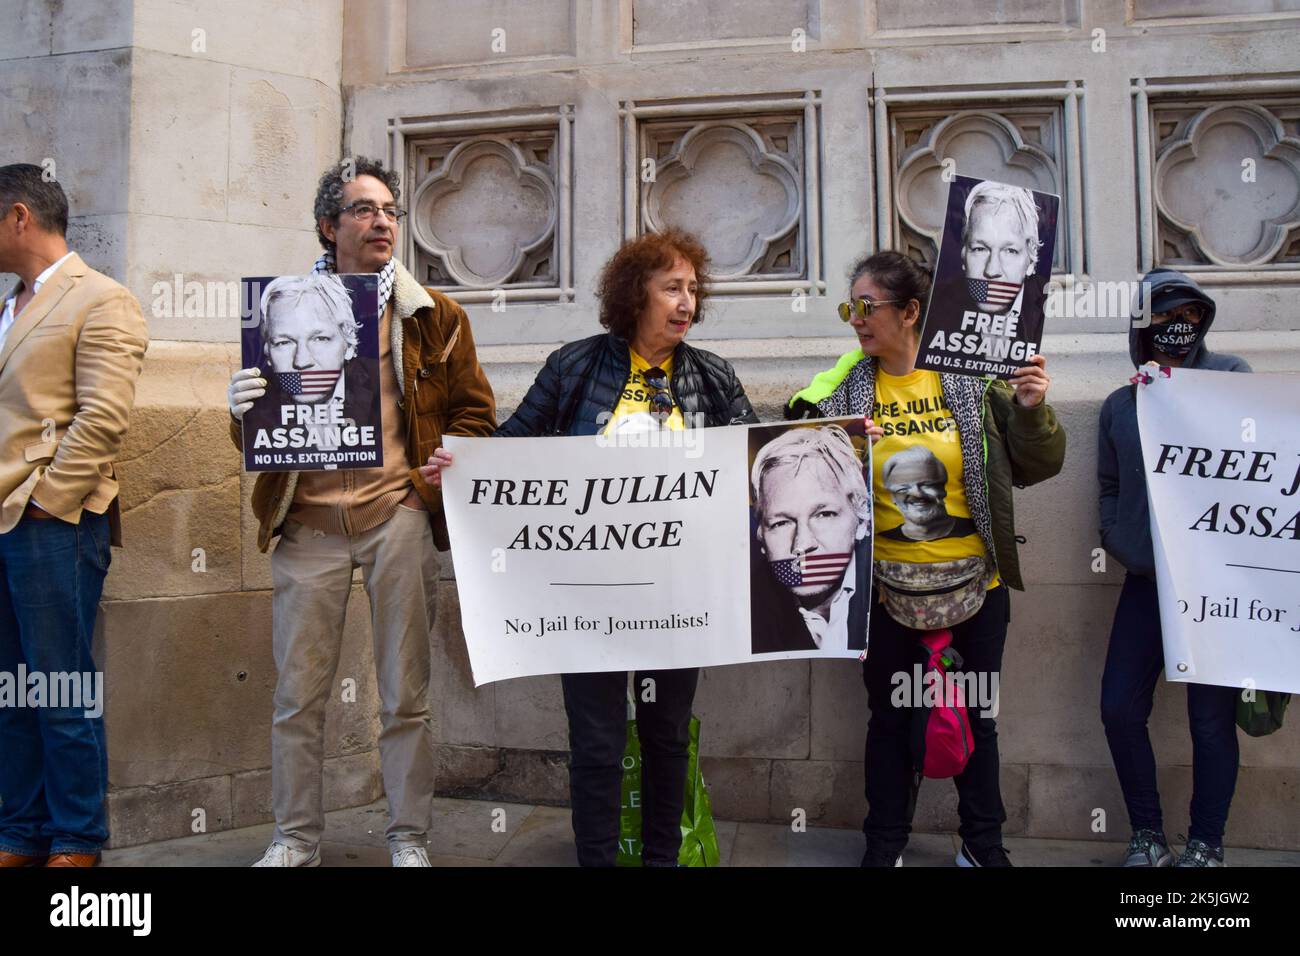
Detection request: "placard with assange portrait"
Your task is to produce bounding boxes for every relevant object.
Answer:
[439,416,874,685]
[239,274,383,472]
[914,175,1060,380]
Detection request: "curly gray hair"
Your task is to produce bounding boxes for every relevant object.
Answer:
[313,156,402,251]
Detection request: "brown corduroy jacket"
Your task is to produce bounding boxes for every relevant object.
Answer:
[229,260,496,552]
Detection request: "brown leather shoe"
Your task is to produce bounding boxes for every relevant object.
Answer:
[44,851,100,868]
[0,850,47,867]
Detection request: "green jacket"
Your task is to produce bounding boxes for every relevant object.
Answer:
[786,350,1066,591]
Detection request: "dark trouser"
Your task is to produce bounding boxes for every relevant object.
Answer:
[1100,573,1239,847]
[862,585,1010,856]
[0,510,111,856]
[560,668,699,867]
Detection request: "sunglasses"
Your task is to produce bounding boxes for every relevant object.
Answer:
[838,298,904,322]
[642,367,675,417]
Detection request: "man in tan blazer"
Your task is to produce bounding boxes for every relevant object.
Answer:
[0,164,148,868]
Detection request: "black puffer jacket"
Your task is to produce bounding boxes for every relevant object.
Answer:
[496,332,759,436]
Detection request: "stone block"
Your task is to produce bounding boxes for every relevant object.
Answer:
[106,401,243,600]
[227,66,343,230]
[432,744,570,806]
[128,49,231,221]
[632,0,813,46]
[101,591,275,788]
[127,214,323,341]
[809,658,867,760]
[133,0,343,86]
[52,0,133,53]
[67,213,129,282]
[0,51,131,218]
[698,756,771,822]
[0,0,52,60]
[403,0,575,67]
[910,761,1029,836]
[432,744,502,792]
[106,773,232,848]
[430,582,497,746]
[694,658,810,759]
[493,674,568,751]
[100,584,378,788]
[996,582,1123,767]
[875,0,1070,31]
[770,758,864,829]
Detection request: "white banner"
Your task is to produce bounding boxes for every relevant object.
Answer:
[442,419,873,685]
[1138,368,1300,694]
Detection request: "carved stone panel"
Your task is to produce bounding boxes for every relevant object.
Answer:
[891,106,1068,272]
[639,114,805,282]
[1152,100,1300,267]
[407,128,560,289]
[631,0,816,46]
[1130,0,1300,22]
[875,0,1076,32]
[405,0,576,68]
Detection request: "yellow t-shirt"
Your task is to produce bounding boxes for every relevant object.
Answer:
[603,349,685,434]
[871,368,999,587]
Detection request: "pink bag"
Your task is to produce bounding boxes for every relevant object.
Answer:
[909,630,975,779]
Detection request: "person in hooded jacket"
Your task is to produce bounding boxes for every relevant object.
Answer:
[1097,268,1251,869]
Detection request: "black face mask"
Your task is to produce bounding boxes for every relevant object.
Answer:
[1151,319,1198,357]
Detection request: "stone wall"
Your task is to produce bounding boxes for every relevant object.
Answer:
[1,0,1297,851]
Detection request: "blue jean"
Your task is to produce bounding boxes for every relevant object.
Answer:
[0,509,111,855]
[1100,573,1239,847]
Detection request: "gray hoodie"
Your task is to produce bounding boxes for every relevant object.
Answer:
[1097,270,1251,578]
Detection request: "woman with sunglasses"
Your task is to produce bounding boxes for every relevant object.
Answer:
[422,228,757,866]
[787,250,1065,867]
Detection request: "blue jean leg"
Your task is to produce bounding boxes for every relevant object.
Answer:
[1100,573,1240,847]
[0,512,111,855]
[1186,681,1239,846]
[1099,574,1166,834]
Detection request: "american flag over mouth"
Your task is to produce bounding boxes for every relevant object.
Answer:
[769,552,852,588]
[967,278,1021,308]
[275,370,341,397]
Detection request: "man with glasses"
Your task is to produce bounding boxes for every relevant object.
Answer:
[226,157,496,867]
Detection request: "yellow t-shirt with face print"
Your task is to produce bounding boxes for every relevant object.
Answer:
[603,349,685,435]
[871,368,999,587]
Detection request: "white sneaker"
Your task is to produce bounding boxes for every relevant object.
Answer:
[392,846,431,867]
[251,841,321,867]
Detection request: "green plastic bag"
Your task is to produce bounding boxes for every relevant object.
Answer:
[1236,689,1291,737]
[616,715,720,867]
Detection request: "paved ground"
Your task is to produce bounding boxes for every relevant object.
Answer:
[101,798,1300,867]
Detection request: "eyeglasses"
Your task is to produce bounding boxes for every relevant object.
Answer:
[340,201,407,223]
[1152,302,1204,324]
[838,298,903,322]
[642,367,675,417]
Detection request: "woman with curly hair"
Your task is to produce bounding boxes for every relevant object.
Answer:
[422,227,757,866]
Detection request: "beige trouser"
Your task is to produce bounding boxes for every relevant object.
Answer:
[268,505,438,852]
